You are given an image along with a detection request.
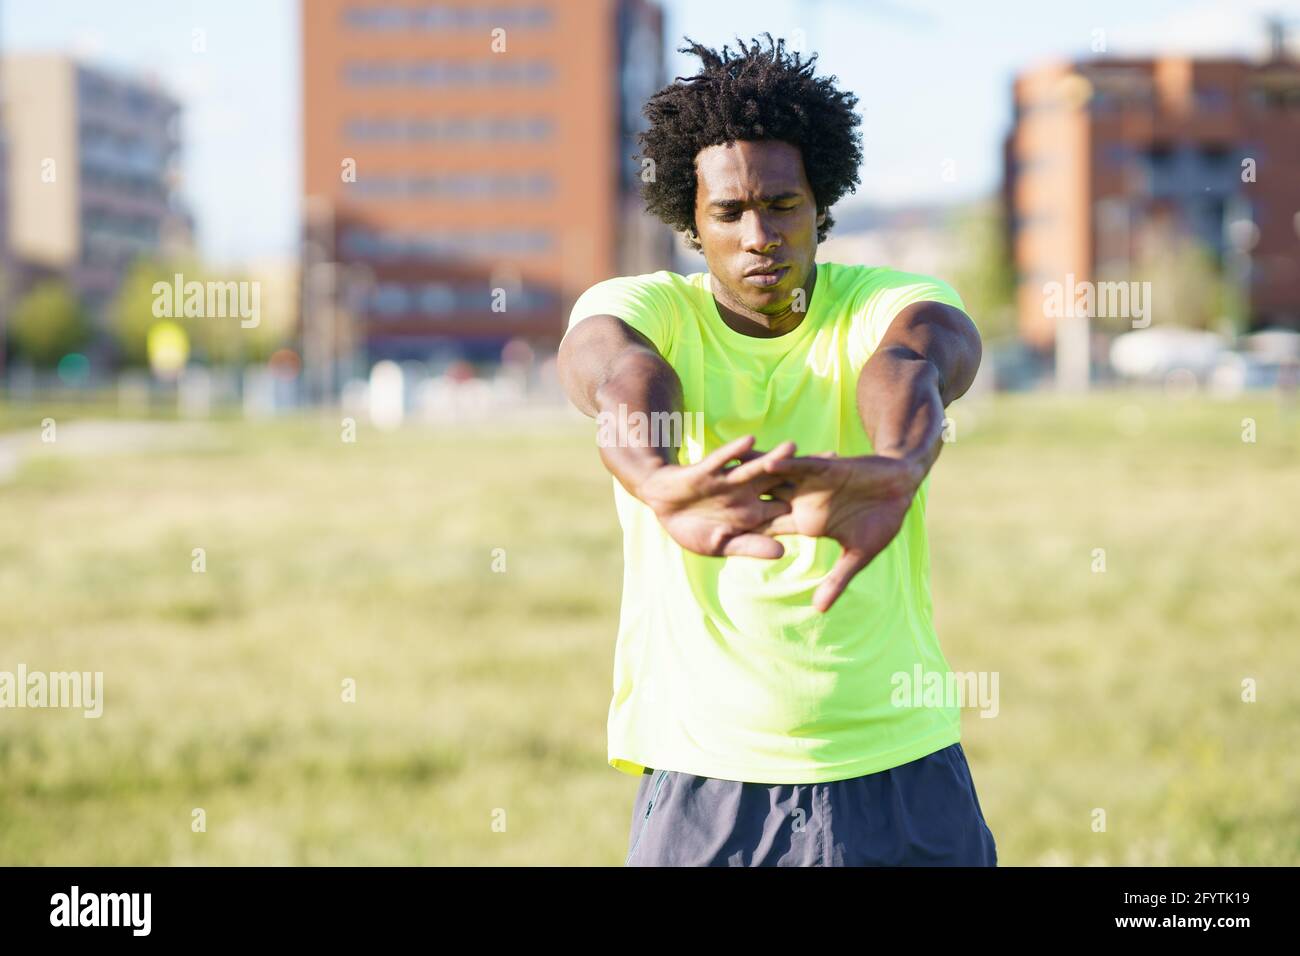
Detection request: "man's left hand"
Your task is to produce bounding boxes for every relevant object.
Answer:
[757,452,926,613]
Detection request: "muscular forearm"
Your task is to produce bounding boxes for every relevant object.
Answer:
[856,301,981,476]
[593,349,684,500]
[557,315,685,502]
[858,348,947,475]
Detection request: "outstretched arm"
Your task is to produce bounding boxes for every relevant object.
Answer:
[557,314,682,490]
[557,314,796,559]
[763,301,982,611]
[859,300,982,476]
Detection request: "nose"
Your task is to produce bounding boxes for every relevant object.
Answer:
[740,209,781,253]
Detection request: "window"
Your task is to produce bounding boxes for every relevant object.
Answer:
[343,116,554,144]
[346,173,553,200]
[417,284,456,315]
[372,284,411,315]
[341,228,554,260]
[344,5,552,31]
[344,60,553,87]
[1194,87,1231,112]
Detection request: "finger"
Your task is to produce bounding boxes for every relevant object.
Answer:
[752,512,800,536]
[752,497,792,523]
[700,434,755,473]
[813,549,870,613]
[749,496,797,534]
[720,446,778,478]
[758,476,797,498]
[764,456,832,477]
[725,440,796,484]
[721,532,785,560]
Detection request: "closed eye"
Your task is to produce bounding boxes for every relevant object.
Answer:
[714,203,799,222]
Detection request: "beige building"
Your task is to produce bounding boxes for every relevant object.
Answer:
[0,54,192,324]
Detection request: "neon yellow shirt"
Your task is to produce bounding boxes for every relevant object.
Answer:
[564,260,969,784]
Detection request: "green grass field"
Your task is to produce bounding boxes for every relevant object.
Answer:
[1,392,1297,865]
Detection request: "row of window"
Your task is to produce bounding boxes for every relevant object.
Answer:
[82,211,160,242]
[343,116,554,143]
[1248,87,1300,108]
[81,222,159,266]
[80,140,170,178]
[341,228,553,259]
[77,70,174,118]
[1088,89,1236,113]
[80,114,181,152]
[368,282,557,316]
[80,122,175,153]
[1014,144,1246,177]
[1015,197,1251,259]
[80,164,169,201]
[344,61,553,87]
[1019,82,1300,117]
[1143,144,1238,166]
[347,173,553,199]
[344,5,552,30]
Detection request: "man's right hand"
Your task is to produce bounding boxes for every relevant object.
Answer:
[634,434,798,559]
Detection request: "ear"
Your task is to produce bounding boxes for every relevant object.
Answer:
[816,208,828,227]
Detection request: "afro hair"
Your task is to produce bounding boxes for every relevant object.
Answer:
[636,32,863,251]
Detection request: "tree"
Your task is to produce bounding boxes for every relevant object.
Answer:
[1122,224,1245,336]
[108,258,169,367]
[109,257,247,368]
[9,281,90,367]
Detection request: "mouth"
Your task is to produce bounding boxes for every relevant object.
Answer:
[742,265,789,287]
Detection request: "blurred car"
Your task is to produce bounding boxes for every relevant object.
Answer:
[1109,327,1229,385]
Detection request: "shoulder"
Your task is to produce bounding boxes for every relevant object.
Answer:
[832,262,967,364]
[823,261,963,307]
[566,270,700,353]
[573,269,696,304]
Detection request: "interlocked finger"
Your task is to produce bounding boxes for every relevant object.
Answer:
[724,440,796,484]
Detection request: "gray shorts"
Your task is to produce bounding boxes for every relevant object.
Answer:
[625,743,997,866]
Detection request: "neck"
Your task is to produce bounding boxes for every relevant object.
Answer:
[712,264,818,338]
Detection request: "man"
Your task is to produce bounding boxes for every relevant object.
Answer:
[557,34,996,866]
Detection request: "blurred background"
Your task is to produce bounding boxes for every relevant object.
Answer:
[0,0,1297,865]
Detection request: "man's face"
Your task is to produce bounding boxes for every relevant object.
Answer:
[692,139,826,317]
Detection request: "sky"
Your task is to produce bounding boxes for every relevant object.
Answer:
[2,0,1296,267]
